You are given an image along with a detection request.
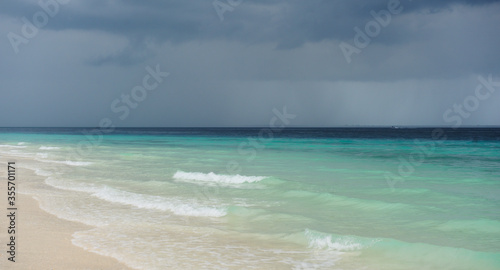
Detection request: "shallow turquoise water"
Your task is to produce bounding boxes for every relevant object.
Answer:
[1,128,499,269]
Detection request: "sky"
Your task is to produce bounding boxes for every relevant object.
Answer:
[1,0,499,127]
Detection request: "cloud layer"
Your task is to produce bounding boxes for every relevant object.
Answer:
[1,0,499,127]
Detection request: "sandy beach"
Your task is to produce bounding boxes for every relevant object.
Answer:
[0,194,132,270]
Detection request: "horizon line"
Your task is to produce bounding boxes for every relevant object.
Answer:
[1,126,500,129]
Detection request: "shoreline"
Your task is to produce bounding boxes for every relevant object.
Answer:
[1,194,133,270]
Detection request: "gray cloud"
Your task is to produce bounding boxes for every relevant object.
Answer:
[3,1,498,43]
[0,0,499,127]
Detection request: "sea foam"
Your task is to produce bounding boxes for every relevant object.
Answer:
[35,169,53,177]
[0,144,27,148]
[304,229,379,251]
[39,146,61,150]
[36,153,49,158]
[173,171,267,184]
[62,160,93,166]
[36,159,93,166]
[45,178,227,217]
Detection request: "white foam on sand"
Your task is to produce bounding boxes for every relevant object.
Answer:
[35,169,53,177]
[36,153,49,158]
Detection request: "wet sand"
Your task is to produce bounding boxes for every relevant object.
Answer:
[0,194,133,270]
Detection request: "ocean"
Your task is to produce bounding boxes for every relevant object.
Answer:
[1,127,499,269]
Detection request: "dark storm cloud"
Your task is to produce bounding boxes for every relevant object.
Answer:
[1,0,499,127]
[14,0,498,80]
[2,0,499,49]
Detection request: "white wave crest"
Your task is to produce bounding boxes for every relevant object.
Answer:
[304,229,376,251]
[63,161,92,166]
[37,159,92,166]
[173,171,267,184]
[39,146,60,150]
[0,144,27,148]
[45,178,226,217]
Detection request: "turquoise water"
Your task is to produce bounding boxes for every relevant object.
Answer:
[1,128,499,269]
